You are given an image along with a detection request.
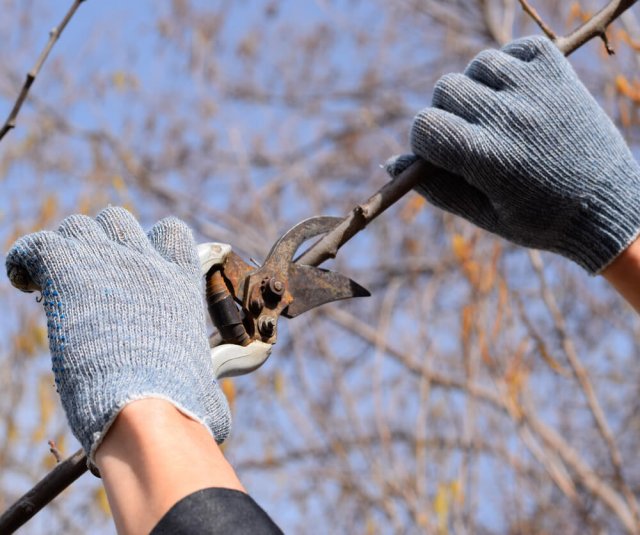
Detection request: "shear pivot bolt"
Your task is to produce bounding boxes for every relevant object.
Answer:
[258,316,276,337]
[260,277,285,303]
[270,279,284,294]
[261,277,284,302]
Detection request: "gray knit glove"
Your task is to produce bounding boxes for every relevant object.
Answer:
[386,36,640,274]
[5,207,231,463]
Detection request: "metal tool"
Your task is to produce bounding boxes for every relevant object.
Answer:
[202,216,369,377]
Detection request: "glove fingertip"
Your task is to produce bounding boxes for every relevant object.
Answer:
[96,206,151,252]
[502,34,556,62]
[5,231,62,292]
[409,107,481,176]
[6,263,37,292]
[148,216,200,274]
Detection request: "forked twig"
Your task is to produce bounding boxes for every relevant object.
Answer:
[0,0,86,142]
[555,0,638,55]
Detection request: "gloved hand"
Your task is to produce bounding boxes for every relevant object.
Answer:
[386,36,640,274]
[6,207,231,464]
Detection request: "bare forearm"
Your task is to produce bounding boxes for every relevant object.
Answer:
[95,399,245,535]
[602,236,640,313]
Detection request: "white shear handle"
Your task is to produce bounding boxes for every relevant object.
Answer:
[198,242,273,380]
[210,341,273,380]
[198,242,232,276]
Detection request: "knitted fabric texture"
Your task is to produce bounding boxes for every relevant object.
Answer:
[386,36,640,274]
[6,207,231,463]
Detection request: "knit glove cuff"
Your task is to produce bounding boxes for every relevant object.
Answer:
[558,174,640,273]
[69,365,211,462]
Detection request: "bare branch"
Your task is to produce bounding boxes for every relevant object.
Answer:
[0,0,86,142]
[517,0,557,39]
[326,304,637,530]
[297,160,433,266]
[0,449,87,533]
[523,407,637,533]
[555,0,638,55]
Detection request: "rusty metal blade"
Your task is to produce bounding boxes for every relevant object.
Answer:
[221,251,255,303]
[263,216,343,270]
[283,264,370,318]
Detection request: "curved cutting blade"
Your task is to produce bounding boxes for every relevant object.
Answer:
[263,216,343,271]
[283,264,370,318]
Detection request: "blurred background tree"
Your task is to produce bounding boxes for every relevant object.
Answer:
[1,0,639,533]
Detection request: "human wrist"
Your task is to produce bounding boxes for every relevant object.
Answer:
[602,236,640,312]
[68,364,210,465]
[96,398,244,535]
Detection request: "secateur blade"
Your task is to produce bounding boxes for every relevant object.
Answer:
[238,216,369,343]
[262,216,369,316]
[283,263,369,318]
[263,216,344,271]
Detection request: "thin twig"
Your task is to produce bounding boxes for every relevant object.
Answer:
[517,0,557,39]
[0,0,86,142]
[555,0,638,56]
[297,161,432,266]
[47,440,62,463]
[529,251,640,528]
[0,449,87,533]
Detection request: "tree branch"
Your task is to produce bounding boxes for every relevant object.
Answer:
[518,0,557,39]
[523,406,637,533]
[555,0,638,55]
[297,160,432,266]
[0,449,87,533]
[326,305,636,530]
[529,251,640,526]
[0,0,86,143]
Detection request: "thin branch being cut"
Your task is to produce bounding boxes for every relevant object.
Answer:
[297,160,433,266]
[0,449,86,533]
[518,0,557,39]
[555,0,638,55]
[0,0,86,142]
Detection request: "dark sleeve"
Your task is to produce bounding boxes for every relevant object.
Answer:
[150,487,283,535]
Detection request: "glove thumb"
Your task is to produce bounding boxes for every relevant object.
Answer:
[384,154,420,179]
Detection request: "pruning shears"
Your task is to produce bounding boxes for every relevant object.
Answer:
[199,216,369,379]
